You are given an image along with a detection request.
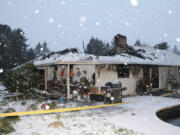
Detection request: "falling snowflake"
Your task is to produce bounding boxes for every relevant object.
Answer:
[124,21,131,26]
[80,16,87,23]
[57,24,62,28]
[164,33,168,37]
[80,23,84,27]
[49,18,54,23]
[54,41,57,45]
[168,10,172,14]
[45,105,50,110]
[0,68,3,73]
[7,1,14,7]
[96,22,100,26]
[73,25,77,28]
[109,20,113,24]
[176,38,180,42]
[40,47,44,51]
[37,0,45,2]
[83,27,87,31]
[130,0,138,6]
[20,31,24,36]
[34,9,39,14]
[24,16,28,20]
[61,1,66,5]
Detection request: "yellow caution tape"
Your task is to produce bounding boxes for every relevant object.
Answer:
[1,89,179,118]
[0,102,132,118]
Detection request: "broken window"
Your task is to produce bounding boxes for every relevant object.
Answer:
[116,65,130,78]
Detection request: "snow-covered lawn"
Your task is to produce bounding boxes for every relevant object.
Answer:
[0,85,180,135]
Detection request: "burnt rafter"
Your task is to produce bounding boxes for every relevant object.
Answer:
[42,48,79,60]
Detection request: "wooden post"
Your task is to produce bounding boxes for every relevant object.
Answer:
[67,64,70,101]
[45,67,48,91]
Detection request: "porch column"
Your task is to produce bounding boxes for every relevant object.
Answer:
[67,64,70,100]
[45,67,48,91]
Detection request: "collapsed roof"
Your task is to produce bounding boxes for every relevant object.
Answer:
[33,46,180,67]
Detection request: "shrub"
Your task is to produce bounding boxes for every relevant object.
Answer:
[21,101,26,106]
[48,102,57,109]
[0,118,15,134]
[4,108,20,123]
[0,108,20,135]
[4,63,40,96]
[30,104,38,110]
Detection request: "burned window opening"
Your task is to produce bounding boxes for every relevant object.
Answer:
[116,65,130,78]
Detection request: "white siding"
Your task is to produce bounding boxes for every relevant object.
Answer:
[73,65,96,82]
[95,66,143,95]
[159,67,168,89]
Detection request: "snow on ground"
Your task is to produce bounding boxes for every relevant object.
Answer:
[3,96,180,135]
[1,85,180,135]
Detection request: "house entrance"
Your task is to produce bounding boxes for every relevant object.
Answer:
[143,67,150,87]
[39,69,45,90]
[152,67,159,88]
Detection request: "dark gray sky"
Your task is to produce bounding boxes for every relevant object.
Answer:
[0,0,180,51]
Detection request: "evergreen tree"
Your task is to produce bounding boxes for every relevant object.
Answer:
[154,42,169,50]
[4,63,40,95]
[0,24,35,80]
[34,41,51,57]
[173,45,179,55]
[134,40,142,46]
[26,48,36,61]
[85,37,112,56]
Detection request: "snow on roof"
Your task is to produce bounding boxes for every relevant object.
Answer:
[34,46,180,67]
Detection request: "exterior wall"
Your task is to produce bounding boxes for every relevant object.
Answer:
[41,64,180,93]
[73,65,96,82]
[159,67,169,89]
[159,66,180,90]
[166,67,180,85]
[42,64,143,95]
[95,66,143,95]
[46,66,67,81]
[47,66,53,80]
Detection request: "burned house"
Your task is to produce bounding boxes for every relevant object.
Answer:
[33,34,180,99]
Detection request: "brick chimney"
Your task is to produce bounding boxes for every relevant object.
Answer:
[114,34,128,52]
